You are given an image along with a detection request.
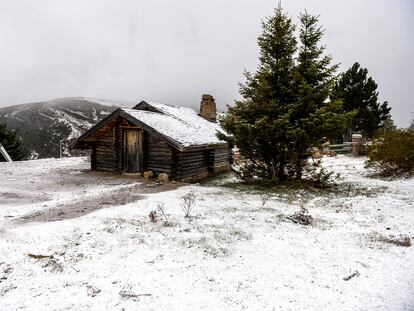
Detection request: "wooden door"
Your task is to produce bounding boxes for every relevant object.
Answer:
[123,129,143,173]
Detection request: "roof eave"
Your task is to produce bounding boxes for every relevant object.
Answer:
[181,142,228,152]
[70,108,122,149]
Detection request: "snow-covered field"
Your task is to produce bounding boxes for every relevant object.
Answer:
[0,156,413,310]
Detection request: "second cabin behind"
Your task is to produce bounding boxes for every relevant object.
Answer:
[71,95,231,182]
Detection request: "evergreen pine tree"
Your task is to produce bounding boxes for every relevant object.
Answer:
[219,6,350,182]
[288,12,351,179]
[377,115,396,135]
[0,123,26,161]
[408,118,414,131]
[331,62,391,138]
[219,5,297,180]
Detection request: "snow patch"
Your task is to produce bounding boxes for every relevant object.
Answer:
[0,156,413,310]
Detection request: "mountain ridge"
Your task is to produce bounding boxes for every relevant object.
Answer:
[0,97,119,159]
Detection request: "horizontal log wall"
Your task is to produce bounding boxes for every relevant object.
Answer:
[211,146,232,173]
[175,149,210,182]
[93,121,117,171]
[86,114,231,180]
[146,133,174,175]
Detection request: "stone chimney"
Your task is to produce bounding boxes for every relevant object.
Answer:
[199,94,217,122]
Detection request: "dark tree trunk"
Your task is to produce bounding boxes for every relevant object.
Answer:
[296,157,302,180]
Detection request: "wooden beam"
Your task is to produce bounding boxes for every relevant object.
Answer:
[0,143,13,162]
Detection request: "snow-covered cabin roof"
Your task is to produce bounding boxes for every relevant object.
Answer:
[72,100,227,151]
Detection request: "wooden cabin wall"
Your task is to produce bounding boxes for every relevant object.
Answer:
[84,114,231,180]
[211,146,232,173]
[87,119,118,172]
[146,133,174,175]
[175,150,210,182]
[87,119,177,175]
[166,145,231,182]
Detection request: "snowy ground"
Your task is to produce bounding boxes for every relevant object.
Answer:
[0,156,413,310]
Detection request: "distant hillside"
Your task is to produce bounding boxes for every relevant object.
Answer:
[0,97,118,159]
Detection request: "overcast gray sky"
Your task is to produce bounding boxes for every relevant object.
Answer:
[0,0,413,126]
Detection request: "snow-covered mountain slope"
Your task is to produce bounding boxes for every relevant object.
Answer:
[0,97,118,158]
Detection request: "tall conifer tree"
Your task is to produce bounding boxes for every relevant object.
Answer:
[288,12,349,179]
[219,5,297,180]
[219,6,350,182]
[331,62,391,138]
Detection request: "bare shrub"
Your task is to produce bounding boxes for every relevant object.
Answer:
[148,210,157,223]
[181,191,196,218]
[287,206,313,225]
[156,203,172,226]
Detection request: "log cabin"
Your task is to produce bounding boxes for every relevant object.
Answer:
[71,95,231,182]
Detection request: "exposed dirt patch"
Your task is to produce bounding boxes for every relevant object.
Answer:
[14,181,184,224]
[1,158,185,224]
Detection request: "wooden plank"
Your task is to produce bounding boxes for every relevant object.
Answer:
[0,143,13,162]
[179,171,210,183]
[88,117,118,173]
[177,165,209,175]
[145,132,174,176]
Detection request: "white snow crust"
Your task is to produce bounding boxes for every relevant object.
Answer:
[0,156,413,310]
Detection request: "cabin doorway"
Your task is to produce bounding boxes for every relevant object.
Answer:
[123,129,143,173]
